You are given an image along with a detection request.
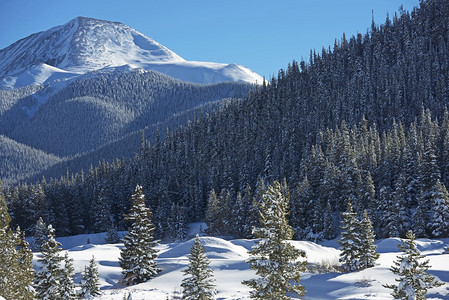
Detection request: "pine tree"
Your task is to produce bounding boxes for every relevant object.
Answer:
[338,200,362,272]
[322,201,337,240]
[119,185,161,285]
[384,230,443,299]
[105,223,121,244]
[33,217,48,251]
[92,187,113,233]
[181,235,216,300]
[413,202,428,238]
[359,210,379,269]
[60,252,77,300]
[0,190,19,300]
[242,181,307,299]
[429,180,449,238]
[393,173,411,237]
[15,228,36,300]
[167,202,187,241]
[35,224,65,300]
[205,189,220,235]
[80,256,101,298]
[0,188,36,300]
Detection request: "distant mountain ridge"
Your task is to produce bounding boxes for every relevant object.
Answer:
[0,17,262,89]
[0,17,257,185]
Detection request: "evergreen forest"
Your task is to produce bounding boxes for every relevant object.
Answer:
[3,0,449,242]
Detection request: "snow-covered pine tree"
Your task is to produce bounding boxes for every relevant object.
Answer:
[338,200,362,272]
[413,195,429,238]
[205,189,220,235]
[242,180,307,299]
[0,193,36,300]
[429,180,449,238]
[92,187,113,233]
[393,172,411,237]
[359,210,379,269]
[80,256,101,298]
[105,222,121,244]
[15,228,36,300]
[60,252,77,300]
[167,202,187,241]
[181,235,216,300]
[0,190,19,300]
[33,216,48,251]
[35,224,65,299]
[322,200,337,240]
[119,185,161,285]
[384,230,443,299]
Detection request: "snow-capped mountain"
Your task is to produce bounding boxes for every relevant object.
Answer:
[0,17,262,89]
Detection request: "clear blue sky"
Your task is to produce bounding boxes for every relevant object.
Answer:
[0,0,419,79]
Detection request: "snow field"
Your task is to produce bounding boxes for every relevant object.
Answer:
[33,232,449,299]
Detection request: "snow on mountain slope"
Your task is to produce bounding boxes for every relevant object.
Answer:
[0,17,263,88]
[0,17,183,76]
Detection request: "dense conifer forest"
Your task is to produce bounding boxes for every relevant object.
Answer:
[3,0,449,241]
[0,70,252,185]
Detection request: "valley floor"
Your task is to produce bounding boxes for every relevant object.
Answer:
[38,226,449,300]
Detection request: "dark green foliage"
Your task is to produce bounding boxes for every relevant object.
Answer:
[6,1,449,240]
[80,256,101,298]
[0,187,36,300]
[105,223,121,244]
[33,216,47,251]
[60,252,77,300]
[243,181,307,299]
[322,201,337,240]
[119,185,161,285]
[339,203,378,272]
[383,230,443,299]
[181,235,216,300]
[359,210,379,269]
[338,201,362,272]
[167,202,187,241]
[34,224,70,299]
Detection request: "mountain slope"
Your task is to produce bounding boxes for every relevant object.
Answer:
[0,70,251,157]
[0,135,61,185]
[0,17,262,88]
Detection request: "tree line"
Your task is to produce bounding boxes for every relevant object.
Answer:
[3,0,449,242]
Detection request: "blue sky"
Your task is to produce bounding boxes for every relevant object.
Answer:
[0,0,419,78]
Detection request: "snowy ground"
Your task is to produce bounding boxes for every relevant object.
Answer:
[35,224,449,299]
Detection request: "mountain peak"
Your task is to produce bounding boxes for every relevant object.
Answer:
[0,17,184,76]
[0,17,262,88]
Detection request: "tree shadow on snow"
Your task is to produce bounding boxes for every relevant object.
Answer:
[301,273,354,300]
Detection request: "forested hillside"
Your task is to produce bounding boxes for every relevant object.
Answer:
[0,70,251,184]
[4,0,449,240]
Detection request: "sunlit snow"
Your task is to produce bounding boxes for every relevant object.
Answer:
[34,223,449,299]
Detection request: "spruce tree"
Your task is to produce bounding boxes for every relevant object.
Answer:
[205,189,220,235]
[35,224,65,300]
[33,216,48,251]
[0,190,36,300]
[429,180,449,238]
[338,200,362,272]
[60,252,77,300]
[105,223,121,244]
[80,256,101,298]
[322,201,337,240]
[359,210,379,269]
[242,181,307,299]
[384,230,443,299]
[119,185,160,285]
[15,228,36,300]
[181,235,216,300]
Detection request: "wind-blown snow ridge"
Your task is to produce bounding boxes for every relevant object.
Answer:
[0,17,263,88]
